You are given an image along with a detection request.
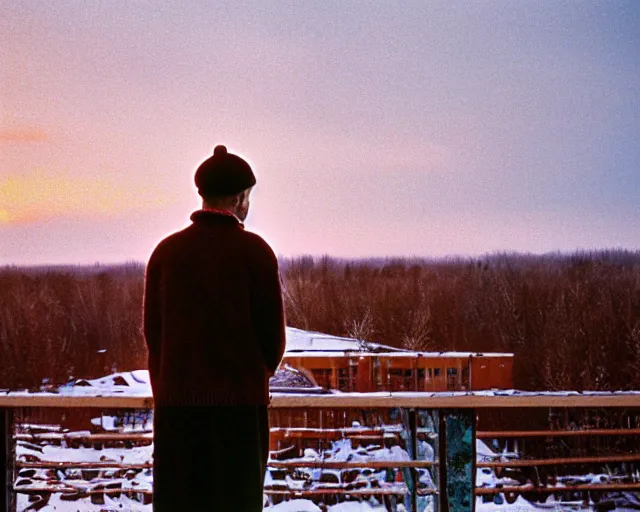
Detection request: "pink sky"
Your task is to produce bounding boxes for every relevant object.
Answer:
[1,2,638,264]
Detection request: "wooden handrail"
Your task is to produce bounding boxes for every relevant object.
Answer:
[475,482,640,494]
[267,460,437,469]
[0,395,154,409]
[14,486,150,495]
[274,431,398,440]
[19,482,640,497]
[15,433,152,442]
[18,483,640,497]
[477,454,640,467]
[16,461,153,469]
[477,428,640,438]
[271,426,401,435]
[263,488,438,496]
[1,392,640,409]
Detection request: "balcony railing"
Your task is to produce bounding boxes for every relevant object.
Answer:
[1,391,640,511]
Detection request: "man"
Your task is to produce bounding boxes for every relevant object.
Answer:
[143,145,286,510]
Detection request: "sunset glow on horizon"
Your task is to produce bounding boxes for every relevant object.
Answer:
[0,168,176,224]
[1,2,638,265]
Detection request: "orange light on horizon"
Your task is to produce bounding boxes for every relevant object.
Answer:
[0,208,11,224]
[0,126,50,143]
[0,170,176,224]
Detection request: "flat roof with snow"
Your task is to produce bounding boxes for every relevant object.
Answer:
[284,327,513,358]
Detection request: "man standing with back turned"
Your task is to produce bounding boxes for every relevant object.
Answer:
[143,145,286,510]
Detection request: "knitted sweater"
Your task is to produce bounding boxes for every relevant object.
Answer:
[143,210,286,406]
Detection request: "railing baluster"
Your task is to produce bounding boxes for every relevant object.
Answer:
[1,407,5,512]
[409,408,418,512]
[1,407,14,512]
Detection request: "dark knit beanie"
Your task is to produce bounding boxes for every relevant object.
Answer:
[194,145,256,197]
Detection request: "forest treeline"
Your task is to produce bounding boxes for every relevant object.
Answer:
[1,250,639,391]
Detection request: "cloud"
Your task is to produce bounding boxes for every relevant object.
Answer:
[0,126,50,143]
[0,170,175,224]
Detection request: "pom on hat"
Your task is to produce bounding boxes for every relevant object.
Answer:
[194,145,256,197]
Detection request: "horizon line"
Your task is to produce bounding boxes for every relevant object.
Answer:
[2,247,640,270]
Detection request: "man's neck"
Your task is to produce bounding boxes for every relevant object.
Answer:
[201,205,241,221]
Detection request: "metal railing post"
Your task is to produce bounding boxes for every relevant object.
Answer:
[438,410,447,512]
[1,407,14,512]
[440,408,476,512]
[409,408,418,512]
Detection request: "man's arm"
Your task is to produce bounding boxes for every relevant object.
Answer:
[250,239,286,375]
[142,252,162,380]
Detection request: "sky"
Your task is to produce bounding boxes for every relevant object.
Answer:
[1,1,639,265]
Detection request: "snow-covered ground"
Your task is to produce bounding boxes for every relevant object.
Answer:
[15,427,640,511]
[15,429,431,510]
[266,500,392,511]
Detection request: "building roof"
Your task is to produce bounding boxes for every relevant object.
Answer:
[284,327,513,358]
[284,327,398,353]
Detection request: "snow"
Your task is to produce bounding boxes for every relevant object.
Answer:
[282,437,412,464]
[266,499,321,511]
[17,441,152,465]
[90,415,117,430]
[14,420,640,512]
[16,492,640,512]
[264,498,404,512]
[58,371,152,395]
[476,439,497,459]
[20,423,63,432]
[284,327,513,358]
[476,495,538,511]
[328,502,388,511]
[17,493,152,512]
[285,327,395,353]
[269,365,325,394]
[15,420,431,511]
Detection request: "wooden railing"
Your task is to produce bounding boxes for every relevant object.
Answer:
[1,391,640,511]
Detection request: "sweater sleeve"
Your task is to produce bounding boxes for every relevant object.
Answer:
[250,239,286,375]
[142,251,162,379]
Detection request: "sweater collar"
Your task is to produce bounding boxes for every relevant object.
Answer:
[190,209,244,228]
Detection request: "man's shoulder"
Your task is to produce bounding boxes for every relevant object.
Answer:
[147,225,276,267]
[148,227,193,262]
[241,230,277,260]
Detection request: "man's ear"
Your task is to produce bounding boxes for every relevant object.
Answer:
[240,189,251,205]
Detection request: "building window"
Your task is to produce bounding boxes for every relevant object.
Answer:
[312,369,333,389]
[461,366,470,390]
[389,368,404,391]
[372,358,384,391]
[446,368,459,390]
[389,369,417,390]
[337,368,350,391]
[403,369,413,391]
[336,365,358,392]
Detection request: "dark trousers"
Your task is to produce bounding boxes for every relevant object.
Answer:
[153,405,269,511]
